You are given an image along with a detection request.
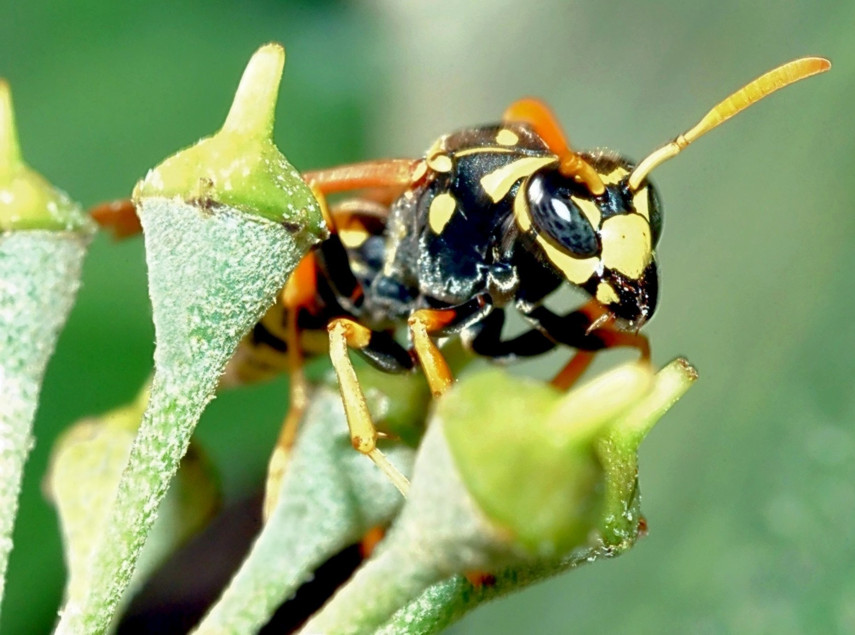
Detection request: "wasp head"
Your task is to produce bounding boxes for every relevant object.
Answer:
[516,151,661,329]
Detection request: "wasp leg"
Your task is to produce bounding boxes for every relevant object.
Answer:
[305,158,423,203]
[263,299,311,521]
[359,525,386,560]
[522,302,651,390]
[407,311,454,397]
[89,198,142,239]
[468,308,557,362]
[466,307,593,390]
[503,99,605,195]
[549,351,597,391]
[523,303,650,355]
[408,297,492,397]
[547,300,605,390]
[327,318,411,496]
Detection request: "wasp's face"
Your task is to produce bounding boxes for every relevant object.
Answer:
[515,152,662,328]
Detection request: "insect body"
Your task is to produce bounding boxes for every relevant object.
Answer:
[306,57,831,493]
[364,121,659,339]
[91,56,830,499]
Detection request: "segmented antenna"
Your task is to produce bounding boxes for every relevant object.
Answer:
[627,57,831,191]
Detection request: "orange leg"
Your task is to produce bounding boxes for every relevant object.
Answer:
[263,301,312,521]
[89,199,142,239]
[305,158,423,198]
[503,99,605,195]
[261,250,325,519]
[550,351,597,391]
[549,300,651,390]
[359,526,387,560]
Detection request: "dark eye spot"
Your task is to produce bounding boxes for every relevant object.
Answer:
[526,171,600,257]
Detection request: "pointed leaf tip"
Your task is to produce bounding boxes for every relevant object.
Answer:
[0,80,21,180]
[0,80,91,232]
[609,356,698,447]
[222,43,286,139]
[548,361,654,444]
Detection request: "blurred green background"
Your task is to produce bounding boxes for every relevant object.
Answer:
[2,0,853,632]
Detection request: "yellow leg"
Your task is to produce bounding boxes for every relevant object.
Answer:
[328,318,410,496]
[407,309,455,397]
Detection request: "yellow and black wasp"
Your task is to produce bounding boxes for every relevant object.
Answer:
[93,56,830,498]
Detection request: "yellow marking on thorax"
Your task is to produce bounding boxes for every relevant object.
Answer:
[632,186,650,221]
[454,146,518,159]
[427,153,453,173]
[480,156,557,203]
[428,192,457,234]
[339,228,370,249]
[496,128,519,146]
[425,136,447,159]
[595,280,620,305]
[600,166,629,185]
[599,214,652,278]
[536,235,598,285]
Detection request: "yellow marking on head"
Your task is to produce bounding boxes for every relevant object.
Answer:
[480,156,557,203]
[632,186,650,221]
[600,166,629,185]
[600,214,652,278]
[513,187,532,232]
[427,153,453,173]
[339,228,370,249]
[572,195,602,228]
[595,280,620,305]
[536,235,598,285]
[428,192,457,234]
[496,129,519,146]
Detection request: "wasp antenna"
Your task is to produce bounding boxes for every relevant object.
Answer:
[628,56,831,191]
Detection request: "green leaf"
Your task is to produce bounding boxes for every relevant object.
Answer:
[54,43,325,634]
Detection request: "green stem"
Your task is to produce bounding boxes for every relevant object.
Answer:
[54,201,309,634]
[299,421,507,635]
[0,232,89,618]
[194,388,412,634]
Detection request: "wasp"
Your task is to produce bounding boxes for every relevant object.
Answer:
[93,56,830,500]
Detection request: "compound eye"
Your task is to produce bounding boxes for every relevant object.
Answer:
[527,172,600,258]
